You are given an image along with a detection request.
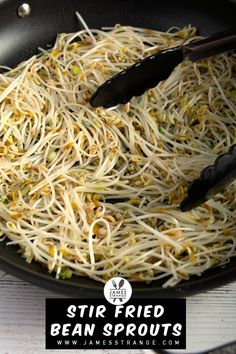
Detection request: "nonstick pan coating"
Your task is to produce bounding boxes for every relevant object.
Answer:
[0,0,236,296]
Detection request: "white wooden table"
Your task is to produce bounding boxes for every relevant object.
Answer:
[0,269,235,354]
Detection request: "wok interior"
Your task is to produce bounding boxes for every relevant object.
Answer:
[0,0,236,295]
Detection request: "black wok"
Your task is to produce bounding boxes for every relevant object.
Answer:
[0,0,236,297]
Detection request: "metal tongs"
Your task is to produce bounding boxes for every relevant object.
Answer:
[90,30,236,211]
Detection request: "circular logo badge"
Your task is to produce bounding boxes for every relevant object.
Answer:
[104,277,132,305]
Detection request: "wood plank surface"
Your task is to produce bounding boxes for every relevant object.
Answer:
[0,270,235,354]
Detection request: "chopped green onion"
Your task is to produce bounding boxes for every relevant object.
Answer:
[0,196,9,204]
[59,267,73,279]
[83,120,90,127]
[71,66,81,76]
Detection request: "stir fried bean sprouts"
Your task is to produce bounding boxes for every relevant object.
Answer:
[0,17,236,286]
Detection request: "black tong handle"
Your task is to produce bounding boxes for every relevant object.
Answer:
[90,46,184,108]
[185,30,236,62]
[90,29,236,108]
[104,145,236,212]
[180,144,236,212]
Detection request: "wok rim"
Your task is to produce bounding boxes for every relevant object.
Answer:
[1,242,235,297]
